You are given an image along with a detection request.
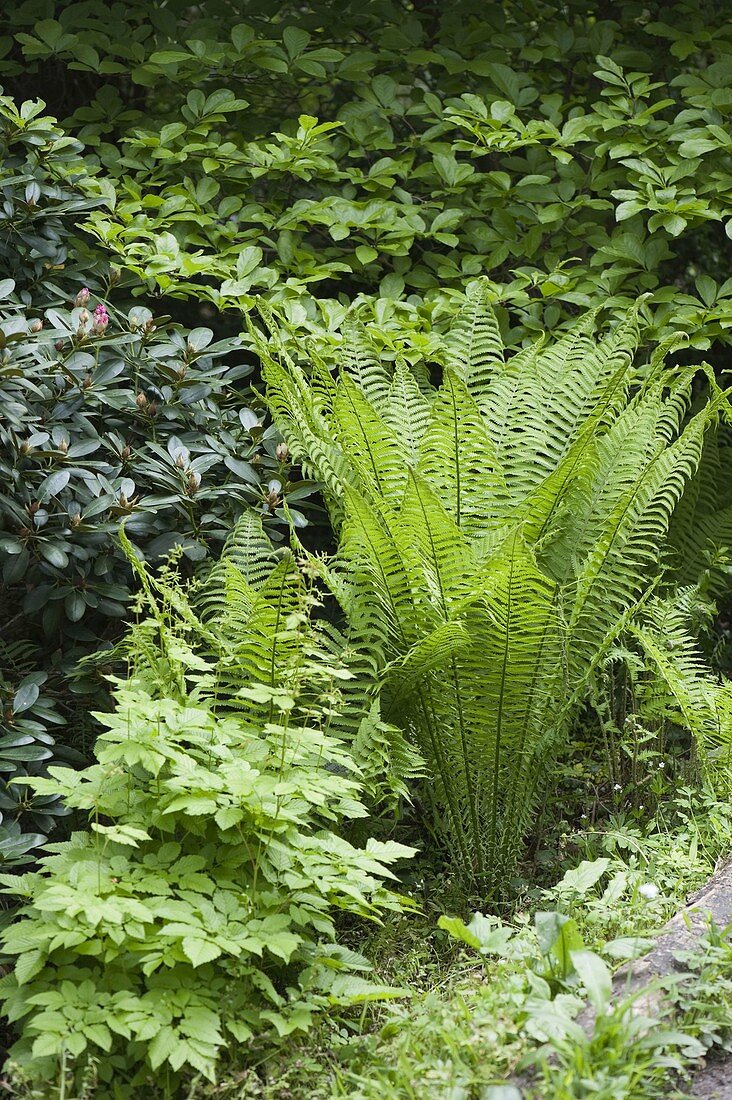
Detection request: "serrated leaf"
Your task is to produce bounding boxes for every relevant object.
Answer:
[182,937,222,967]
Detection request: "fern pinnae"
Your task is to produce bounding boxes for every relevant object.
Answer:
[532,308,599,390]
[495,581,563,878]
[417,368,507,535]
[444,279,505,403]
[416,685,474,871]
[341,319,392,411]
[383,358,431,464]
[668,426,732,592]
[341,486,415,652]
[333,373,406,502]
[521,338,645,549]
[568,394,725,656]
[630,607,732,792]
[450,652,484,882]
[381,621,471,719]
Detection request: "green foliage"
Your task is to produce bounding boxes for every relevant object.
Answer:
[175,789,732,1100]
[0,94,322,856]
[0,640,78,868]
[0,93,108,306]
[0,528,414,1093]
[630,593,732,791]
[670,921,732,1058]
[0,287,322,855]
[1,3,732,1095]
[668,425,732,592]
[0,294,312,638]
[2,2,731,355]
[257,287,732,897]
[527,993,700,1100]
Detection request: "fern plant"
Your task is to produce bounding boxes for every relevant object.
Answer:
[255,283,732,898]
[628,589,732,793]
[0,522,417,1095]
[668,424,732,594]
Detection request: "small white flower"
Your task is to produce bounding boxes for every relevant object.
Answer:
[639,883,659,900]
[658,761,665,769]
[614,783,622,791]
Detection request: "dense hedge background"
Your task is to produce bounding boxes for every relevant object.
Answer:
[1,1,731,352]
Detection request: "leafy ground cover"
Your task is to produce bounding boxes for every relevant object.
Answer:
[1,2,732,1097]
[4,787,730,1098]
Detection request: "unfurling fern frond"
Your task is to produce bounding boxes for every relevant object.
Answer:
[260,286,731,899]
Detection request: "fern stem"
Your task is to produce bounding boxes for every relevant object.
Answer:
[489,549,514,882]
[416,686,472,874]
[449,657,484,884]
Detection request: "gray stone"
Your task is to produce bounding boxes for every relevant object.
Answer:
[618,858,732,990]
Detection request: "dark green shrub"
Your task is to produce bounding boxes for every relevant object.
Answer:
[0,642,77,865]
[0,93,108,307]
[0,288,320,854]
[0,95,319,858]
[0,295,311,637]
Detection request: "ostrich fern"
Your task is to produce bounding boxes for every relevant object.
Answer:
[668,424,732,593]
[636,610,732,783]
[256,285,731,897]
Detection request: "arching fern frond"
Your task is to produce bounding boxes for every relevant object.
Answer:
[332,373,407,504]
[383,359,432,465]
[417,368,508,537]
[198,511,277,623]
[668,422,732,594]
[444,279,504,402]
[341,319,393,412]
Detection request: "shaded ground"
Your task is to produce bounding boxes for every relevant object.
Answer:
[691,1054,732,1100]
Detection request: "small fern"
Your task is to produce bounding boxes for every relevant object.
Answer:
[631,591,732,792]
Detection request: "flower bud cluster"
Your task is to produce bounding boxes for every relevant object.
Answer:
[72,290,110,340]
[91,304,109,334]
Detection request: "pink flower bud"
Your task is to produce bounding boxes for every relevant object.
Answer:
[75,288,91,307]
[91,303,109,335]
